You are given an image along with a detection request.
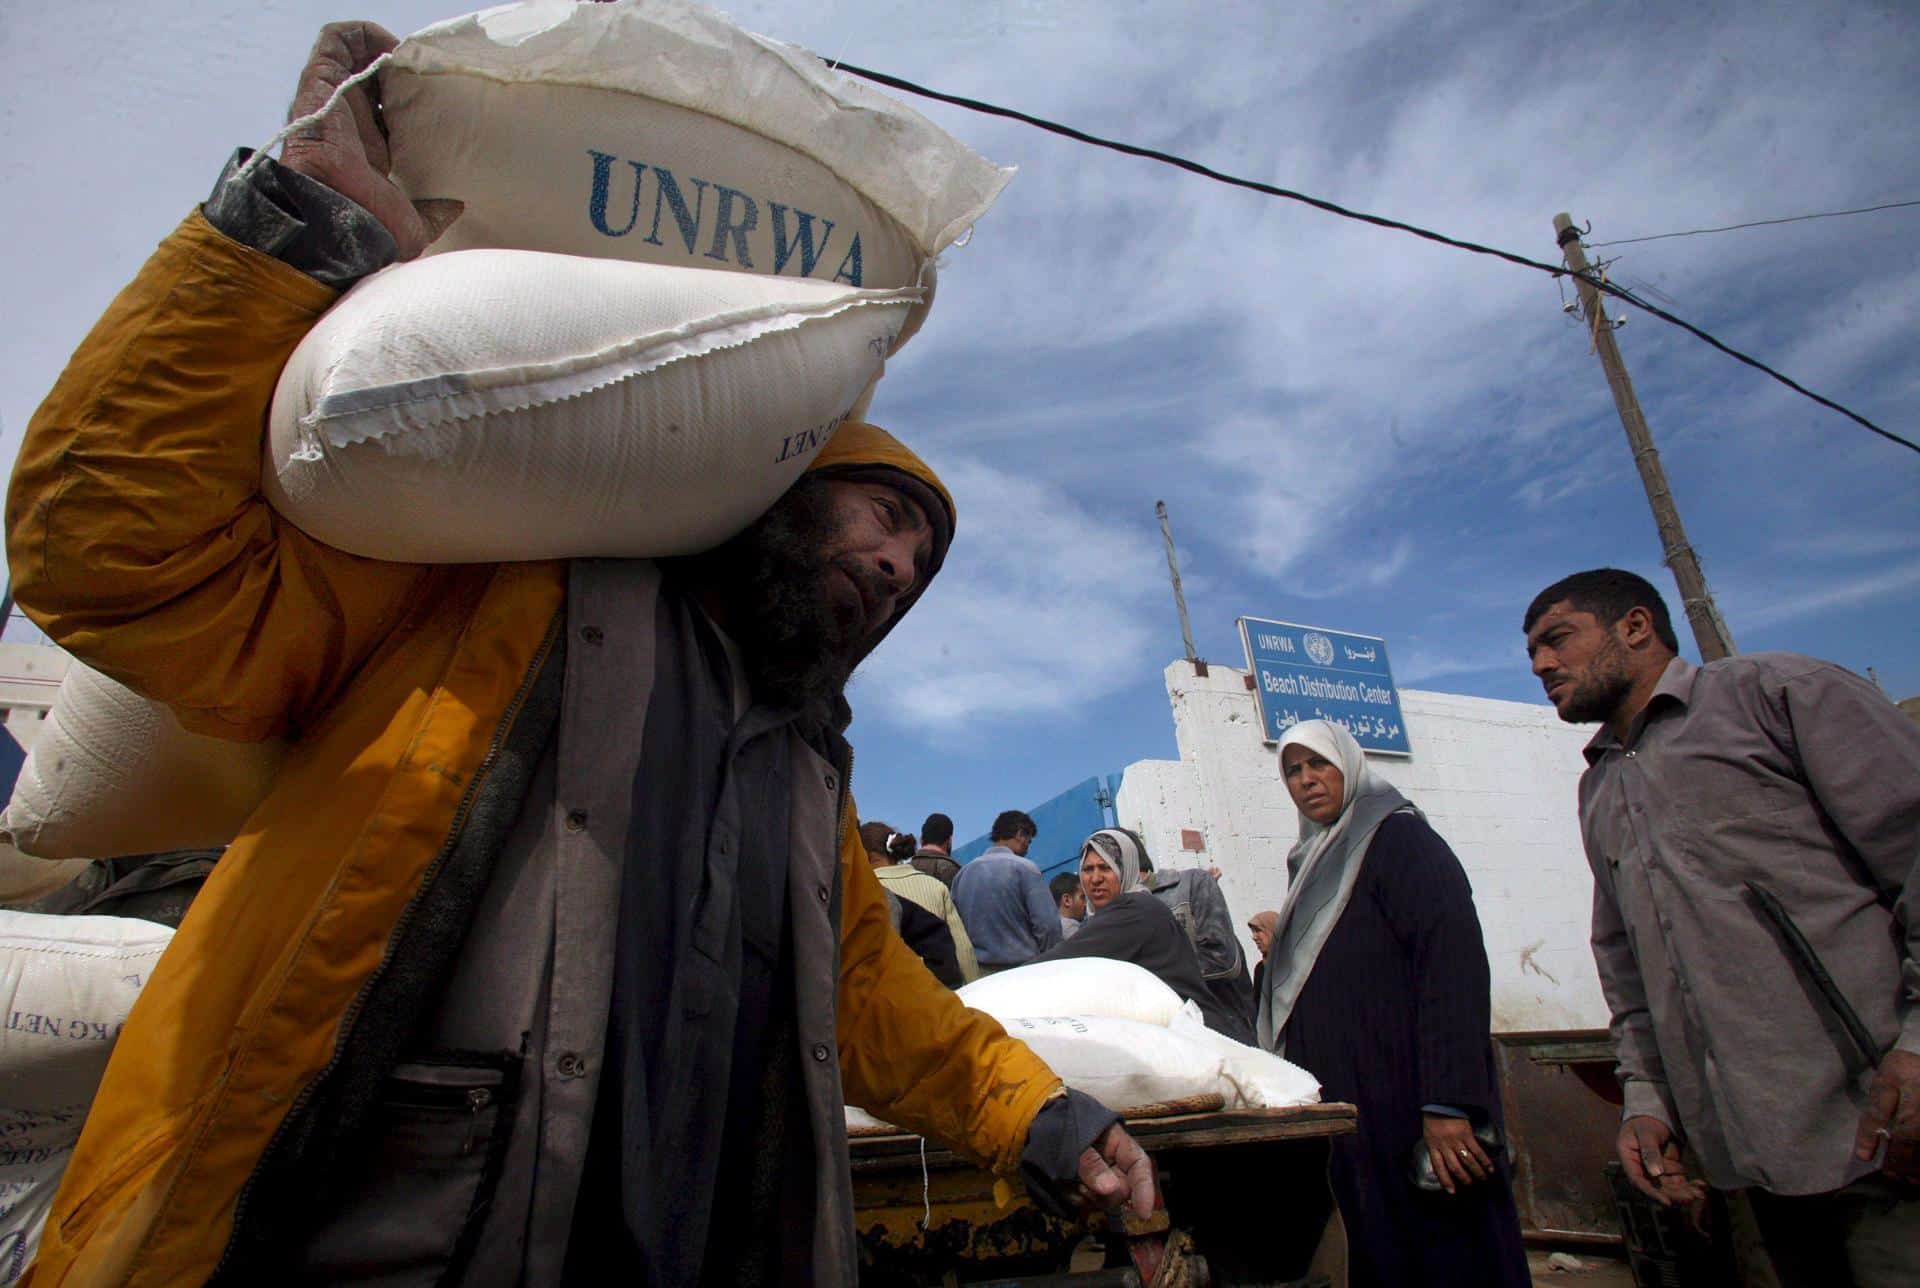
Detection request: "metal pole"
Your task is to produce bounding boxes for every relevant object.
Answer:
[1554,213,1737,661]
[1155,501,1204,674]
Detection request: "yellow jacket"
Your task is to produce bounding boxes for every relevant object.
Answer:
[8,212,1059,1284]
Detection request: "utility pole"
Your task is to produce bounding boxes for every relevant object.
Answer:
[1155,501,1205,676]
[1554,212,1736,661]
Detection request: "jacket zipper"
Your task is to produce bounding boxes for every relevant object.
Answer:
[382,1064,507,1157]
[213,611,562,1278]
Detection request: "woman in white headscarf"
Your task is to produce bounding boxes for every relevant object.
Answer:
[1030,828,1254,1043]
[1261,720,1526,1288]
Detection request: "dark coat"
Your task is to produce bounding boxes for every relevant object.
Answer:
[889,892,966,988]
[909,848,962,887]
[1280,812,1528,1288]
[1033,891,1255,1044]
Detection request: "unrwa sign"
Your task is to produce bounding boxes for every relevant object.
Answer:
[1237,618,1411,755]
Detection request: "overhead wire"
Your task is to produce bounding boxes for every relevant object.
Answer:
[1589,200,1920,247]
[831,61,1917,458]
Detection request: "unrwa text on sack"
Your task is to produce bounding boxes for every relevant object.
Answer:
[589,151,871,285]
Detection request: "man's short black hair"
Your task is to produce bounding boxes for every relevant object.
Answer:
[1524,568,1679,653]
[1048,872,1081,902]
[920,812,954,847]
[990,810,1037,843]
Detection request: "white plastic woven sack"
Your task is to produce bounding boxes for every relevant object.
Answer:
[1166,1004,1322,1109]
[384,0,1012,351]
[1,663,282,863]
[266,250,917,563]
[0,1104,73,1282]
[844,1005,1319,1135]
[1001,1014,1227,1111]
[0,912,173,1280]
[844,1105,890,1135]
[956,958,1187,1029]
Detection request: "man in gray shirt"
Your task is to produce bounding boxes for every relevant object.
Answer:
[1524,569,1919,1286]
[952,810,1062,970]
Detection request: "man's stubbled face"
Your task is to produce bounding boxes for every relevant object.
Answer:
[678,474,929,717]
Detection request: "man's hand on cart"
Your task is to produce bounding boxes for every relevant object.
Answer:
[1078,1122,1156,1219]
[1021,1089,1157,1220]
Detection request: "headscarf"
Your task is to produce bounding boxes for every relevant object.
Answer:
[1246,910,1280,955]
[1256,720,1415,1050]
[1081,828,1148,903]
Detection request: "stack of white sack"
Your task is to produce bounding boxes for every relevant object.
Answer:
[844,959,1318,1135]
[2,0,1010,867]
[0,912,173,1281]
[269,0,1010,563]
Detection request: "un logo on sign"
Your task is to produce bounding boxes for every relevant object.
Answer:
[1304,632,1335,667]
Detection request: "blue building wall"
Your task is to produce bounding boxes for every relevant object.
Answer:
[953,773,1122,880]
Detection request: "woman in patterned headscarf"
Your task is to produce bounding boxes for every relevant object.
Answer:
[1028,828,1253,1042]
[1263,720,1527,1288]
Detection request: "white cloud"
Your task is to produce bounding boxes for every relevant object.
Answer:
[1397,641,1527,687]
[1728,558,1920,632]
[1790,529,1920,561]
[849,454,1169,728]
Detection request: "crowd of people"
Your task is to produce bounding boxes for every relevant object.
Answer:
[855,569,1919,1288]
[853,779,1526,1285]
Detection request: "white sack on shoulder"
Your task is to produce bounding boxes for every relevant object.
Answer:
[956,958,1187,1028]
[1,662,282,863]
[385,0,1013,350]
[266,251,916,563]
[0,912,173,1281]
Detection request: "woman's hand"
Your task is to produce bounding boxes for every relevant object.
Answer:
[1422,1113,1492,1194]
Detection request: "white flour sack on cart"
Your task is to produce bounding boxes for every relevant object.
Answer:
[265,251,918,562]
[0,912,174,1281]
[1007,1009,1320,1113]
[1001,1015,1231,1112]
[956,958,1188,1028]
[1,663,283,862]
[381,0,1014,352]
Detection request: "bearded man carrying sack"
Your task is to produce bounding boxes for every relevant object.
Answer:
[7,23,1152,1286]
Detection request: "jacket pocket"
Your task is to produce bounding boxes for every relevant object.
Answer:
[289,1054,518,1287]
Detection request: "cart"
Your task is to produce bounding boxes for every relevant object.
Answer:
[850,1098,1356,1287]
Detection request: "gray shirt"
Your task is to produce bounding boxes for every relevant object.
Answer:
[1579,653,1920,1194]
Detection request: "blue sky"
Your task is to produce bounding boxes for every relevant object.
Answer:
[4,1,1916,846]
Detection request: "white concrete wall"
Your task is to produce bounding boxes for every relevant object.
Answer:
[1113,759,1202,871]
[1115,660,1608,1033]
